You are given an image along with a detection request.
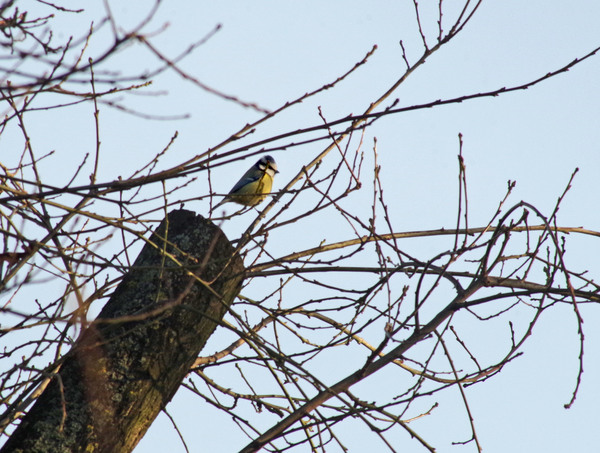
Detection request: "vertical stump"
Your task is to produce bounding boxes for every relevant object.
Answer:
[1,210,244,453]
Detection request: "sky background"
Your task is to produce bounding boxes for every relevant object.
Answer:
[2,1,600,452]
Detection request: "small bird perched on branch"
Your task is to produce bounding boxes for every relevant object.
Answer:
[211,155,279,214]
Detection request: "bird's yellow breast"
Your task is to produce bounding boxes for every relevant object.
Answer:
[228,172,274,206]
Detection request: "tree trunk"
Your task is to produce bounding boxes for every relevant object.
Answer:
[1,209,244,453]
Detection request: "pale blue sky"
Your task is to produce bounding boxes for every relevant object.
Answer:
[2,1,600,452]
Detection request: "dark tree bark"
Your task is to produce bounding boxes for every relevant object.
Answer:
[1,209,244,453]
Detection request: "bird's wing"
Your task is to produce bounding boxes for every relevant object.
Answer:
[229,168,263,194]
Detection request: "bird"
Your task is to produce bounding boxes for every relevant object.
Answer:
[211,155,279,213]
